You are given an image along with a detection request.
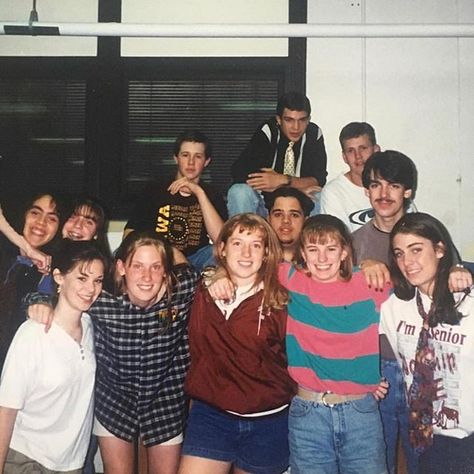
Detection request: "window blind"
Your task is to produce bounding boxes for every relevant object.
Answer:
[125,79,279,200]
[0,79,86,200]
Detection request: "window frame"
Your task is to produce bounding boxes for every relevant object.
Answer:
[0,0,307,219]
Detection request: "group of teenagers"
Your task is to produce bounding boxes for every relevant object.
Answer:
[0,90,472,474]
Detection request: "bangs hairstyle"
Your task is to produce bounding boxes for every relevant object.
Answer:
[298,214,354,281]
[24,190,66,222]
[173,129,212,159]
[114,230,176,328]
[214,213,288,310]
[390,212,468,327]
[69,196,111,257]
[52,239,108,305]
[362,150,418,206]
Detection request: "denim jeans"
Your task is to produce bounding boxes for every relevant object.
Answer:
[289,394,387,474]
[227,183,321,218]
[227,184,269,217]
[379,358,419,474]
[182,400,290,474]
[187,244,215,272]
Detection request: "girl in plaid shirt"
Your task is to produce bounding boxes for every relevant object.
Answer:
[27,230,198,474]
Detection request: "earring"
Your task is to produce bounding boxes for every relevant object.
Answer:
[57,285,61,294]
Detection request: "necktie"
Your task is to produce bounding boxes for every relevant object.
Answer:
[283,141,295,176]
[408,290,437,454]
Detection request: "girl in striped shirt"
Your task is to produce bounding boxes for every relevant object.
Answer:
[279,214,388,474]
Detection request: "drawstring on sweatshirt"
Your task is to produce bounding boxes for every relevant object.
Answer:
[257,301,270,336]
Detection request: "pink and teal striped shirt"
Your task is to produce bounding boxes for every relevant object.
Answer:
[279,262,389,395]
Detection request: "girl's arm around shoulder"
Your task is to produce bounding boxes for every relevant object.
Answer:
[0,206,50,273]
[85,289,121,320]
[187,284,213,360]
[188,283,208,325]
[455,285,474,314]
[358,259,391,292]
[22,292,53,331]
[352,269,391,310]
[171,263,199,305]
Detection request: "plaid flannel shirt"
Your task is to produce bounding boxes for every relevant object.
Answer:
[92,264,198,446]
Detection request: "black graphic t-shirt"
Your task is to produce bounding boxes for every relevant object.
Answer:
[125,180,227,256]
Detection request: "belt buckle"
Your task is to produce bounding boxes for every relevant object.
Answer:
[321,391,335,408]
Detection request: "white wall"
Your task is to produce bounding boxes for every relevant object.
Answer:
[307,0,474,259]
[2,0,474,258]
[121,0,287,56]
[0,0,97,55]
[0,0,286,57]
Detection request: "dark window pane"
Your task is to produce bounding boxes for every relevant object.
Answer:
[0,79,86,199]
[125,80,278,199]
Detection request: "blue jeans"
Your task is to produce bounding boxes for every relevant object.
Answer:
[227,183,321,218]
[182,400,289,474]
[289,394,387,474]
[227,184,269,217]
[187,244,215,272]
[380,359,419,474]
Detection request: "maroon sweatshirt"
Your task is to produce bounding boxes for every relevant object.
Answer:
[185,284,296,414]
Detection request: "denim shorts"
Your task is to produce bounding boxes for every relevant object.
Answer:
[182,400,290,474]
[289,394,387,474]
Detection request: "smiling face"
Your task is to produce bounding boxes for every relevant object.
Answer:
[23,194,60,249]
[62,205,99,241]
[301,235,348,283]
[276,108,310,143]
[268,196,305,248]
[174,140,210,183]
[116,244,167,308]
[54,259,104,313]
[392,233,444,296]
[366,173,412,221]
[220,227,266,287]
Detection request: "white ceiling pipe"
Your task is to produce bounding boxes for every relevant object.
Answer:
[1,22,474,38]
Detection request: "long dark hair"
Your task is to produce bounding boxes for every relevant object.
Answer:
[390,212,468,326]
[65,195,111,257]
[22,190,66,254]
